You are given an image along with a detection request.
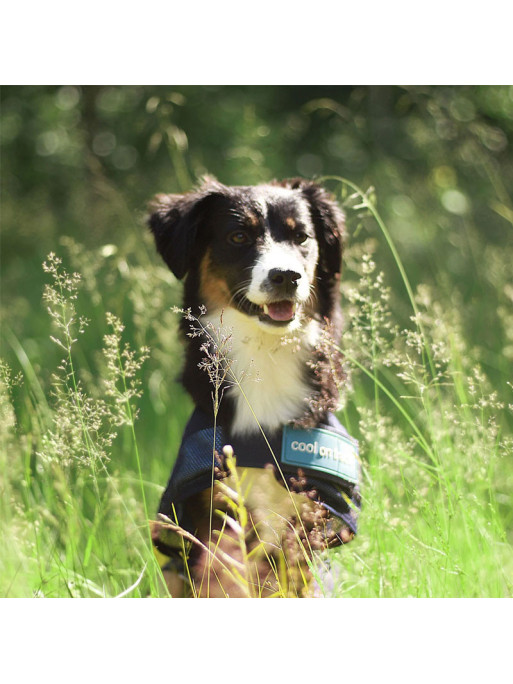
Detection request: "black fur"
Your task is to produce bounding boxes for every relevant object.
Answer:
[148,177,345,430]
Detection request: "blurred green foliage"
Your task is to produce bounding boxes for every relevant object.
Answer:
[2,85,513,381]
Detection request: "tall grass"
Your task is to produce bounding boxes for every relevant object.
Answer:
[1,179,512,597]
[329,180,513,596]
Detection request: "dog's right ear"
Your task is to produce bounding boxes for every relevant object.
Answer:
[147,193,202,280]
[147,181,223,280]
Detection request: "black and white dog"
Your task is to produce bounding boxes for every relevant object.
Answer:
[148,178,360,597]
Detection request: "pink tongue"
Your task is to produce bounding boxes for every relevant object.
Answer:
[267,301,294,321]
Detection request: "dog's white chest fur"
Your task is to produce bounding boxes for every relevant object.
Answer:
[204,308,320,436]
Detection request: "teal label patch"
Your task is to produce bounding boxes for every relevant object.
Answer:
[281,425,359,484]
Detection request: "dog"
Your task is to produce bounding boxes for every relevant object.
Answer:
[148,177,360,597]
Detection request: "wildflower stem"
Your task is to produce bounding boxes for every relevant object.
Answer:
[337,344,438,469]
[321,175,438,382]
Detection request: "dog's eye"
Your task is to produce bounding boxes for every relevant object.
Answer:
[228,230,250,245]
[294,231,309,245]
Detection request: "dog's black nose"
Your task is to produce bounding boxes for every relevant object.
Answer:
[268,269,301,289]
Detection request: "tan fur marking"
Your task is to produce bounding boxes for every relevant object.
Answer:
[246,212,260,228]
[285,216,296,229]
[199,249,231,309]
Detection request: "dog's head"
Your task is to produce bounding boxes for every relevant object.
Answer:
[148,177,344,334]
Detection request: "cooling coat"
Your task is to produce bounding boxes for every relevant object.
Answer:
[152,409,361,560]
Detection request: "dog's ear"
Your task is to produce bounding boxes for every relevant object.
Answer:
[274,178,345,280]
[147,179,225,280]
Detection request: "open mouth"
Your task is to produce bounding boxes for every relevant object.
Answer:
[233,293,298,326]
[260,300,297,325]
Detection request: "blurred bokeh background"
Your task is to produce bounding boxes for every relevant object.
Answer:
[3,85,512,391]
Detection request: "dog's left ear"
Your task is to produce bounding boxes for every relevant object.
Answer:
[275,178,345,281]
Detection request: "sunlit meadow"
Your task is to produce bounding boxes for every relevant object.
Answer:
[1,86,512,597]
[1,176,512,597]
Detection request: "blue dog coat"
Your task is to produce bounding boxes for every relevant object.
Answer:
[154,409,361,558]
